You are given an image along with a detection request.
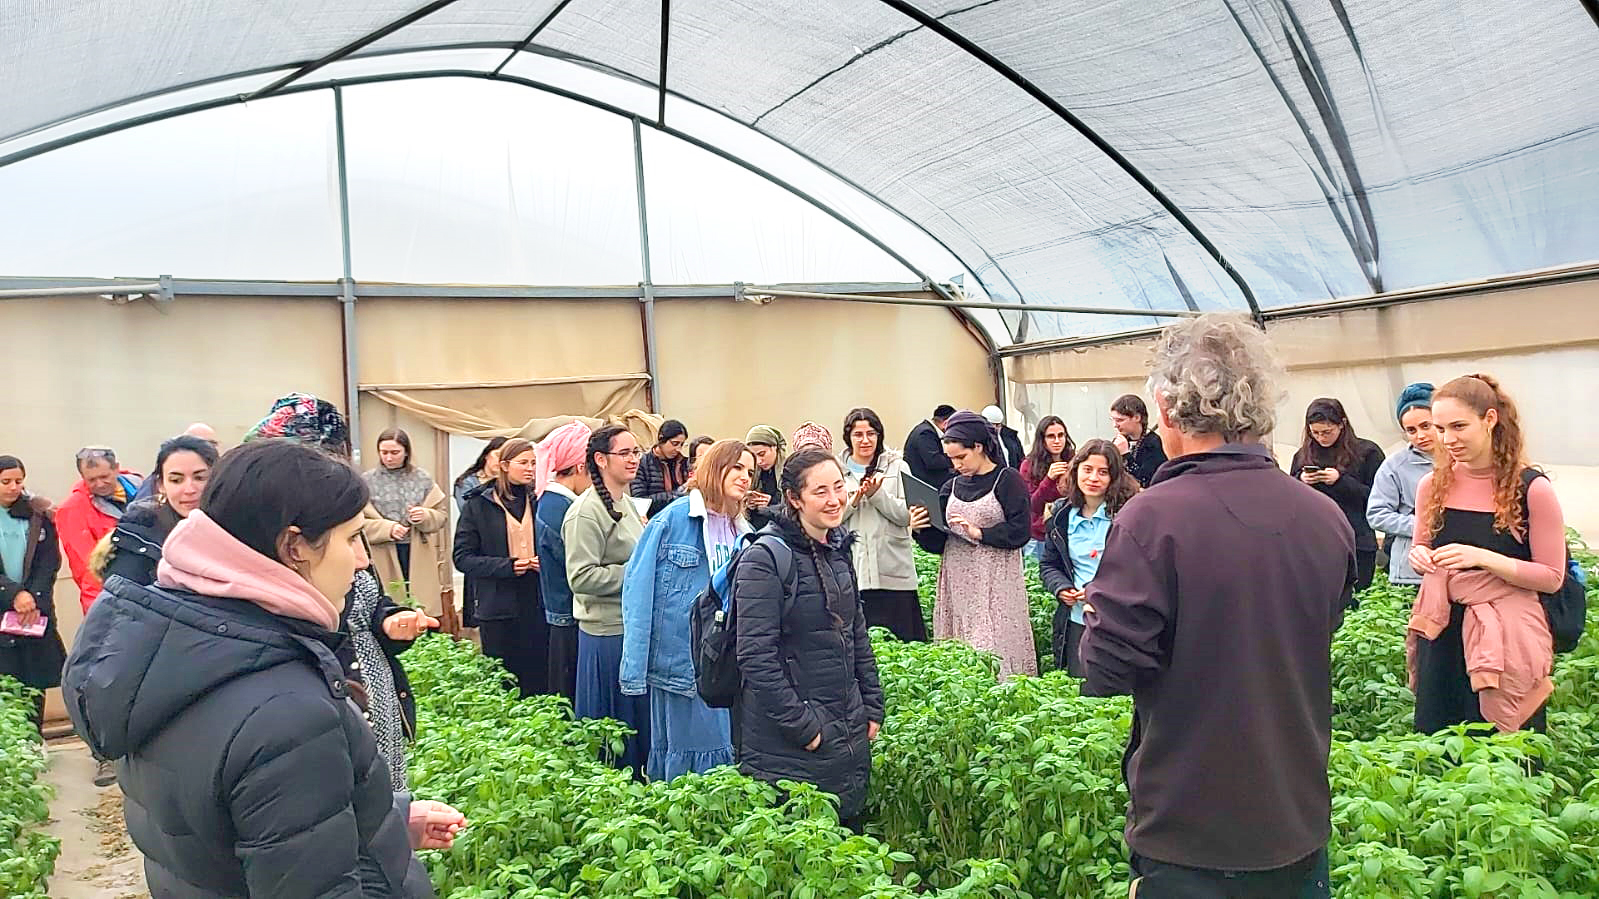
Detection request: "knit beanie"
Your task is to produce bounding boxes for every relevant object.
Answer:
[1395,382,1435,423]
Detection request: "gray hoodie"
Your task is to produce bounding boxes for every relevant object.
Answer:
[1366,445,1434,585]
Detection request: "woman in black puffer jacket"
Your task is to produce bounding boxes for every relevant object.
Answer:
[733,448,884,828]
[62,440,463,898]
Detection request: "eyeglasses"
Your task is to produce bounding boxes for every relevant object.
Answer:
[606,448,645,459]
[75,447,116,464]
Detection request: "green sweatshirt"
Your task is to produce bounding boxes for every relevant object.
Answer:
[562,486,645,636]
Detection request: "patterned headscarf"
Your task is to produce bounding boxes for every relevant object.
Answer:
[789,421,834,454]
[244,393,351,457]
[535,420,592,497]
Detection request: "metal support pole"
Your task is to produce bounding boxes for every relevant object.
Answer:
[0,281,164,299]
[739,285,1201,318]
[334,87,363,460]
[632,117,662,412]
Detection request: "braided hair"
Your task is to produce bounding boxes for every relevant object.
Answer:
[780,448,852,632]
[586,425,628,522]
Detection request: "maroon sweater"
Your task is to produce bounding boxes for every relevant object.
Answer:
[1080,443,1355,872]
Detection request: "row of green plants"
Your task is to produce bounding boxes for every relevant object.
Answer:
[407,544,1599,898]
[0,677,60,899]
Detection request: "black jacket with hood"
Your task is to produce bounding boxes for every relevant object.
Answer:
[732,515,884,820]
[99,498,179,587]
[62,577,434,898]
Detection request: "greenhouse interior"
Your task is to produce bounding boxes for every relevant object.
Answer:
[3,1,1599,896]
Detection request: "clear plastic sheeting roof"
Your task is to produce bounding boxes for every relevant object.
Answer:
[3,0,1597,344]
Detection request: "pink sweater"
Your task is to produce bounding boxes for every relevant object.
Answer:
[1406,465,1563,731]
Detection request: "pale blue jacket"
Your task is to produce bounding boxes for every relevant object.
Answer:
[620,490,750,696]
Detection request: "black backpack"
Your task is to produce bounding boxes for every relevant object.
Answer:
[692,532,794,708]
[1522,470,1588,654]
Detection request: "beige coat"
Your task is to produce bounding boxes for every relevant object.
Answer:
[362,484,451,616]
[839,447,918,592]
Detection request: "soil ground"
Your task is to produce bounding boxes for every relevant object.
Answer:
[41,738,148,899]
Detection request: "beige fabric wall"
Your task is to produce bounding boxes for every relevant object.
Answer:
[3,294,343,725]
[653,295,996,448]
[1008,279,1599,537]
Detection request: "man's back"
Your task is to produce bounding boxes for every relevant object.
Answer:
[1081,444,1354,872]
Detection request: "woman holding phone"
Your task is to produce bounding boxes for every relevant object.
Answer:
[1019,416,1075,558]
[839,408,925,642]
[1291,398,1385,592]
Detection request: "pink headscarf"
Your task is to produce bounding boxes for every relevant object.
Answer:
[535,421,593,496]
[790,421,834,454]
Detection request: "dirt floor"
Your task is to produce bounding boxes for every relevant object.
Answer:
[41,738,148,899]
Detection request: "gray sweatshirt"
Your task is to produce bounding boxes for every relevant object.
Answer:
[1366,445,1434,586]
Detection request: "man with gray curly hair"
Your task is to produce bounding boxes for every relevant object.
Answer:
[1079,313,1356,898]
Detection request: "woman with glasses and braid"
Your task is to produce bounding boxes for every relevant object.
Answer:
[564,425,649,775]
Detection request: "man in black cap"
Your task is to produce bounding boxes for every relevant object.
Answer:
[904,404,957,489]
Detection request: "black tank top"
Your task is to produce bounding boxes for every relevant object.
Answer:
[1429,471,1531,563]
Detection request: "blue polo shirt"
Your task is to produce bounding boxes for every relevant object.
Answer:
[1067,503,1112,624]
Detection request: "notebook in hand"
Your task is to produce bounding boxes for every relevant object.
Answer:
[0,611,47,637]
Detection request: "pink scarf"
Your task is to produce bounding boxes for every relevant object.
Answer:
[535,421,593,497]
[156,511,340,631]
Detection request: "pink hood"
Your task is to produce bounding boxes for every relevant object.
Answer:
[156,511,340,631]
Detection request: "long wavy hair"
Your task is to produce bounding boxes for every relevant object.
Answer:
[1297,398,1361,471]
[1024,415,1075,483]
[1420,373,1529,542]
[1064,439,1140,516]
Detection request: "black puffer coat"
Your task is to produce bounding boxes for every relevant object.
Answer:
[732,515,884,819]
[62,577,434,899]
[100,499,179,587]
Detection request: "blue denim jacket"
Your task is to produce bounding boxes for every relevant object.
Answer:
[620,490,749,696]
[535,485,578,627]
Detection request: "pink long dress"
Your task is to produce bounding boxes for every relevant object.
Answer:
[932,484,1037,680]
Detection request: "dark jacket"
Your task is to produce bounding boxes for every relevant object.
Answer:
[1038,501,1078,598]
[453,482,541,622]
[997,426,1026,471]
[62,577,434,898]
[733,516,884,820]
[904,420,955,489]
[631,449,690,518]
[0,495,67,690]
[339,562,419,738]
[100,499,180,587]
[1290,438,1386,552]
[1123,429,1167,488]
[748,466,782,531]
[1079,443,1355,873]
[535,487,578,627]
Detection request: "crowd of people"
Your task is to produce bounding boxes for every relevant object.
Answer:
[0,310,1577,897]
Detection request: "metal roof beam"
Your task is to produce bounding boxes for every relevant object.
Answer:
[247,0,470,101]
[873,0,1265,326]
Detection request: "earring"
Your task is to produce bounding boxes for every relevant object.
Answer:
[156,493,168,506]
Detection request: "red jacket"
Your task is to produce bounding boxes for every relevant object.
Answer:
[55,470,143,612]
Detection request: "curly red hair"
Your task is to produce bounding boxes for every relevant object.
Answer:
[1420,373,1528,543]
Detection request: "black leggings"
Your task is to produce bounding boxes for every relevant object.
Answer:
[1355,549,1377,592]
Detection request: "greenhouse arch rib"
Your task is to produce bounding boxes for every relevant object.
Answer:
[870,0,1265,326]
